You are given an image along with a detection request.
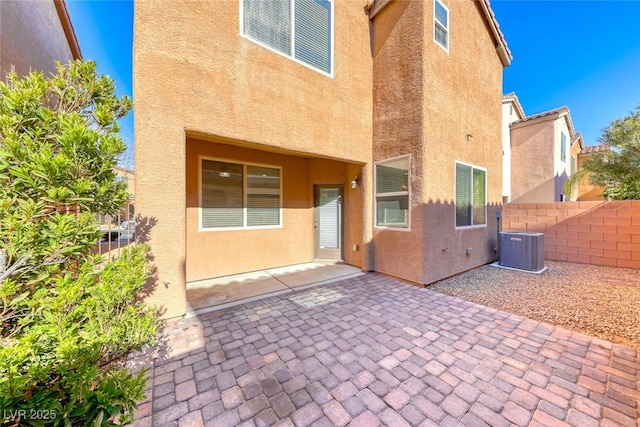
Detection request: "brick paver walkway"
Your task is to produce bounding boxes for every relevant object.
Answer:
[132,274,640,427]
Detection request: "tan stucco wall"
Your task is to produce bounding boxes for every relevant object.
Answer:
[134,0,372,317]
[0,0,74,78]
[420,0,504,284]
[510,118,556,203]
[511,114,576,203]
[371,0,505,285]
[371,0,425,284]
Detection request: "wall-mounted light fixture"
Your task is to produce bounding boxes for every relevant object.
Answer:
[350,176,360,189]
[466,133,474,141]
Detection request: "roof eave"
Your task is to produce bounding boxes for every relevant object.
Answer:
[478,0,512,68]
[53,0,82,60]
[502,93,525,119]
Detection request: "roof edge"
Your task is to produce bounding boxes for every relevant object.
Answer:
[478,0,512,67]
[53,0,82,61]
[510,106,577,138]
[502,92,525,119]
[368,0,512,68]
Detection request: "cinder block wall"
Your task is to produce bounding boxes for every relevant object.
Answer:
[502,201,640,269]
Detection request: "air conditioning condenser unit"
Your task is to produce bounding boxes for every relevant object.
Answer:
[499,232,545,272]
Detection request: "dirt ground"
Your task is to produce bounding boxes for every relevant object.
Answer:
[429,261,640,351]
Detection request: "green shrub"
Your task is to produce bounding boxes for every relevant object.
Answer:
[0,61,160,426]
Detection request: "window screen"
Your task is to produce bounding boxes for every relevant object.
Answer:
[202,160,281,229]
[375,156,410,228]
[455,162,486,227]
[242,0,332,74]
[434,0,449,50]
[295,0,332,73]
[247,165,281,227]
[202,161,244,228]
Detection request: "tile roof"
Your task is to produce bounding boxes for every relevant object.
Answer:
[580,144,609,155]
[479,0,512,67]
[502,92,525,119]
[510,106,576,138]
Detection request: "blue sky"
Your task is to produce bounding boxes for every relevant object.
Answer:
[66,0,134,168]
[492,0,640,146]
[65,0,640,167]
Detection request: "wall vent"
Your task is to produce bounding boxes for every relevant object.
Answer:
[499,232,545,271]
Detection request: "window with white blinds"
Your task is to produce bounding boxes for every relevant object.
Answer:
[242,0,333,75]
[434,0,449,51]
[455,162,486,228]
[375,155,410,229]
[201,160,281,229]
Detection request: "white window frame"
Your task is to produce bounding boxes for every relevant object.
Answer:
[434,0,449,52]
[239,0,335,78]
[374,154,411,231]
[454,161,487,229]
[198,156,283,231]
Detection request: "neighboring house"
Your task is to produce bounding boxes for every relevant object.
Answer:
[501,92,525,203]
[507,105,583,203]
[576,144,608,201]
[0,0,81,79]
[114,165,135,206]
[135,0,512,318]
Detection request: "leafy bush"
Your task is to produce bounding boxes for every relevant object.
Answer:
[566,104,640,200]
[0,61,160,426]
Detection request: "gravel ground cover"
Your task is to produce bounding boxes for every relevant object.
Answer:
[429,261,640,351]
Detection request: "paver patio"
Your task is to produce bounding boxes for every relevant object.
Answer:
[132,273,640,427]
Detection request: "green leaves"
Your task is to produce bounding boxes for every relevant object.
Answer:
[0,60,158,426]
[579,104,640,200]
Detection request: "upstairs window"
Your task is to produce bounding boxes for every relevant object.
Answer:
[561,132,567,162]
[201,159,281,229]
[434,0,449,51]
[455,162,486,228]
[242,0,333,75]
[375,155,410,229]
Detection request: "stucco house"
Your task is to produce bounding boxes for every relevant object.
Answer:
[506,104,584,203]
[501,92,525,203]
[135,0,512,318]
[576,144,608,201]
[0,0,81,78]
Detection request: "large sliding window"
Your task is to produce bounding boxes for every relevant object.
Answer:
[455,162,486,228]
[241,0,333,75]
[375,155,410,229]
[201,159,281,230]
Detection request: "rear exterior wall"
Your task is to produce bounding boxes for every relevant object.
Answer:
[420,0,504,284]
[370,0,505,284]
[134,0,373,318]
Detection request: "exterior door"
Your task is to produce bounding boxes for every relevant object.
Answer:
[314,185,343,260]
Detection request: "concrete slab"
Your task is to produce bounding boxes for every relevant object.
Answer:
[267,263,362,288]
[186,263,363,314]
